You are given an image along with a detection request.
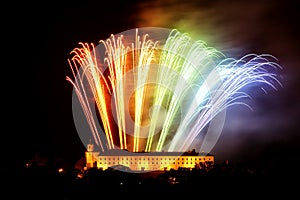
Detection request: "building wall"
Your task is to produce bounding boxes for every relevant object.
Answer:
[85,149,214,171]
[94,155,214,171]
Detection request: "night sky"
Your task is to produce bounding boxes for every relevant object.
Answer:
[10,0,300,175]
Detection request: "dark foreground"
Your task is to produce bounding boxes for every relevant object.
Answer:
[6,163,298,199]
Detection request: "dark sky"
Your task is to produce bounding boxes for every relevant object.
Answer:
[10,0,300,174]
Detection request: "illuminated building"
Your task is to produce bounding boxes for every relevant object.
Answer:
[85,144,214,172]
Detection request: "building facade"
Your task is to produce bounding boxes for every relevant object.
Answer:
[85,144,214,172]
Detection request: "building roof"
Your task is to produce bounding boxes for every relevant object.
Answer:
[91,149,214,157]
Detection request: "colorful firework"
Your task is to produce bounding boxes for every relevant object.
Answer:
[66,27,282,153]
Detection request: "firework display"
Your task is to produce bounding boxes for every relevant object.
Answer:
[66,28,281,153]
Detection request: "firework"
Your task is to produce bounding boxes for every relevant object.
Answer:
[66,27,282,153]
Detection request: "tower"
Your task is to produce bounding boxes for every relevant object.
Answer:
[85,143,98,169]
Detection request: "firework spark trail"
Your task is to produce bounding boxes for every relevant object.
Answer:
[97,31,159,151]
[152,30,224,151]
[145,30,192,151]
[67,42,113,151]
[131,30,159,152]
[168,54,282,152]
[68,29,160,152]
[101,34,129,150]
